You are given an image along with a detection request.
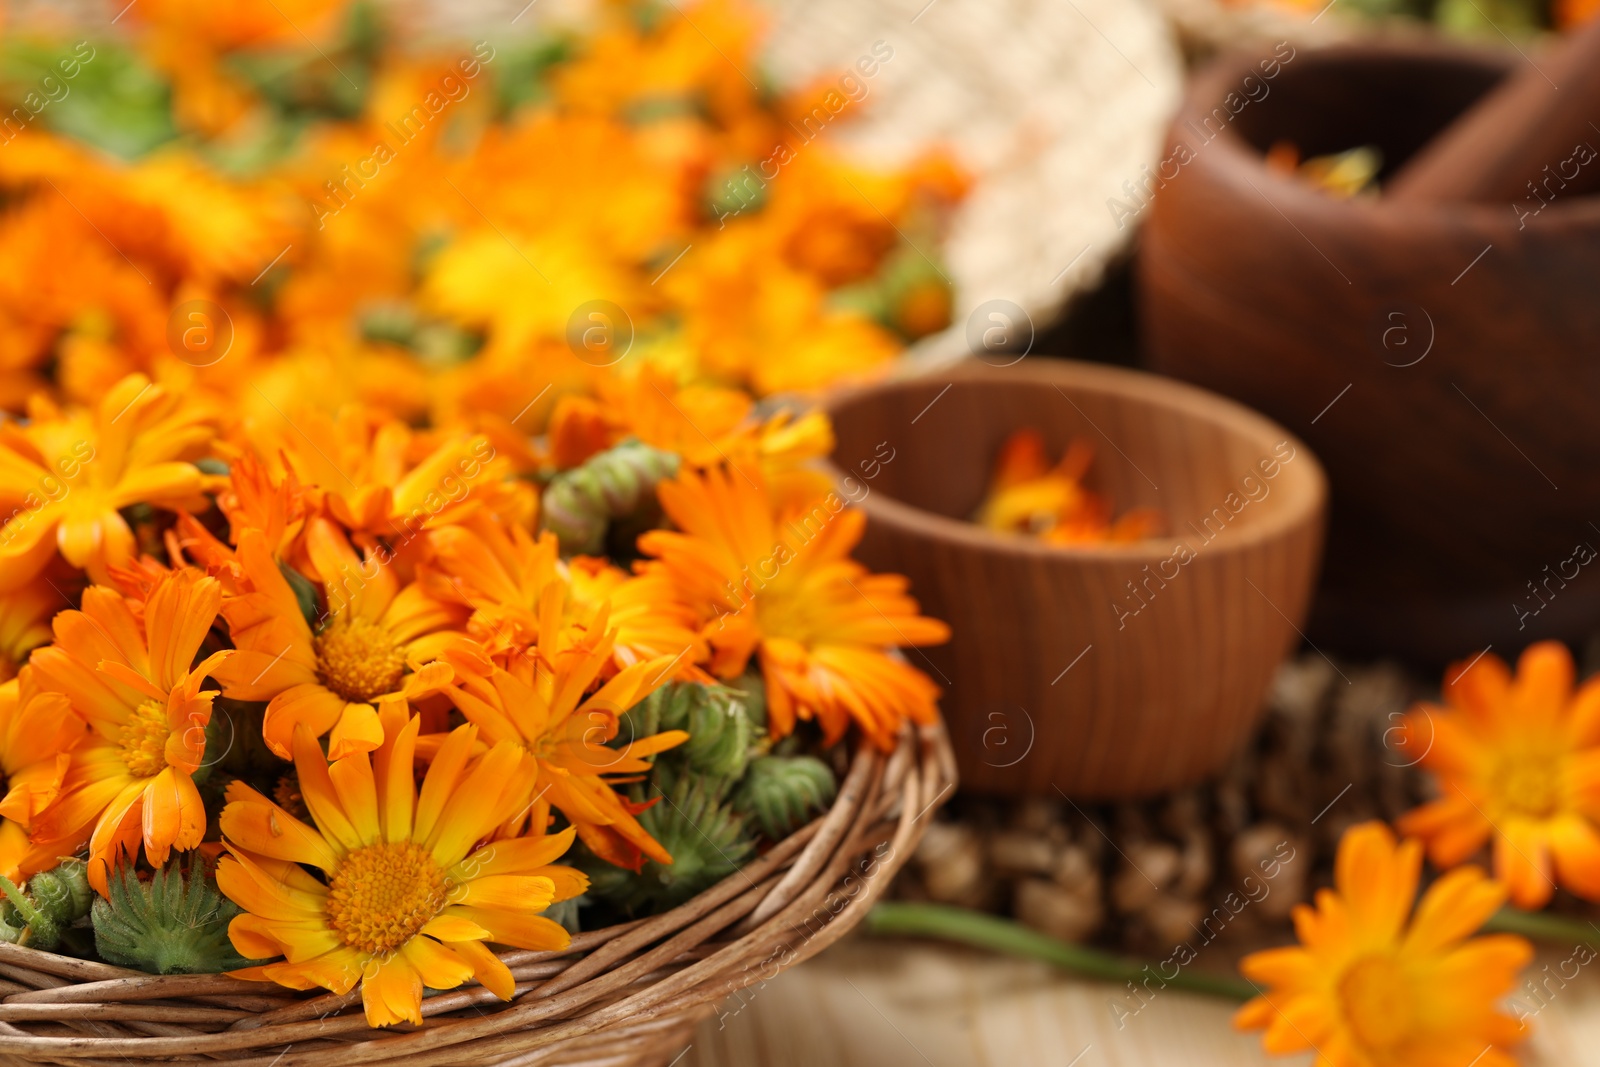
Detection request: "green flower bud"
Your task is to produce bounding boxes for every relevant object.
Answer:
[541,439,680,555]
[622,680,760,781]
[0,860,93,950]
[27,860,92,927]
[734,755,838,841]
[679,688,754,780]
[580,763,755,915]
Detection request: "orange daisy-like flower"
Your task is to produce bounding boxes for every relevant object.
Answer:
[213,521,466,759]
[219,712,585,1027]
[1396,640,1600,909]
[241,404,520,542]
[28,569,232,892]
[0,668,83,881]
[436,631,686,872]
[0,373,214,591]
[1236,821,1531,1067]
[639,466,949,750]
[547,368,834,470]
[173,450,308,580]
[425,512,703,671]
[545,370,837,513]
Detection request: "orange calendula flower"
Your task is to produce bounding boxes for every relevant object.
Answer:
[1397,641,1600,909]
[0,667,83,881]
[436,632,687,872]
[975,429,1160,545]
[240,405,515,542]
[425,512,704,671]
[219,713,584,1028]
[639,466,949,750]
[213,521,466,759]
[663,224,901,396]
[170,451,307,586]
[0,373,214,590]
[27,569,232,893]
[547,369,837,510]
[1236,821,1531,1067]
[553,368,834,472]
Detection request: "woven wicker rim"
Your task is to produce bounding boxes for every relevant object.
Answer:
[0,723,954,1067]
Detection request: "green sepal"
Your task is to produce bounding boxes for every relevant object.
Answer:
[278,561,321,631]
[92,860,254,974]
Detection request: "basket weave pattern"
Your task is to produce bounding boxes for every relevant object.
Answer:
[0,725,953,1067]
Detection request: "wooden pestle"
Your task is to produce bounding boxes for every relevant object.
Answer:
[1386,15,1600,204]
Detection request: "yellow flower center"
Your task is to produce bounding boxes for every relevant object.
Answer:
[326,841,447,956]
[117,699,171,779]
[1338,955,1414,1053]
[1491,752,1562,819]
[315,618,406,703]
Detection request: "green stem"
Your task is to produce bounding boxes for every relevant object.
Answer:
[0,876,40,926]
[866,901,1259,1002]
[1484,907,1600,946]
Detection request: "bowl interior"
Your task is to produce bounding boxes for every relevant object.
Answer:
[827,363,1320,553]
[1219,44,1509,184]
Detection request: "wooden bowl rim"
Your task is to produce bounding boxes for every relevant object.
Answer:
[821,359,1328,562]
[1182,37,1600,231]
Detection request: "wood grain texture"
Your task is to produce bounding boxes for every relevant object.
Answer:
[1139,39,1600,661]
[685,938,1600,1067]
[821,361,1326,800]
[1387,16,1600,203]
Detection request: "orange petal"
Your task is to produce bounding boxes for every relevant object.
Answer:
[450,937,515,1000]
[1494,821,1555,909]
[219,796,341,872]
[400,935,474,991]
[1512,641,1574,728]
[1545,813,1600,901]
[361,953,423,1027]
[141,767,205,866]
[1403,864,1505,954]
[262,684,347,758]
[328,702,384,760]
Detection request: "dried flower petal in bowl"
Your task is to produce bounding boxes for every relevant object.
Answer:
[973,429,1162,545]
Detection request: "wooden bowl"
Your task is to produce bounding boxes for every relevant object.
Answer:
[822,361,1326,798]
[1139,39,1600,661]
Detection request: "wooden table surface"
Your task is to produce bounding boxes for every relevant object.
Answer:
[682,935,1600,1066]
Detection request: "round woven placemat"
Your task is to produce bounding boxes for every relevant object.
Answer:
[744,0,1183,367]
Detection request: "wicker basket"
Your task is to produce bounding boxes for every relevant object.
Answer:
[0,724,954,1067]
